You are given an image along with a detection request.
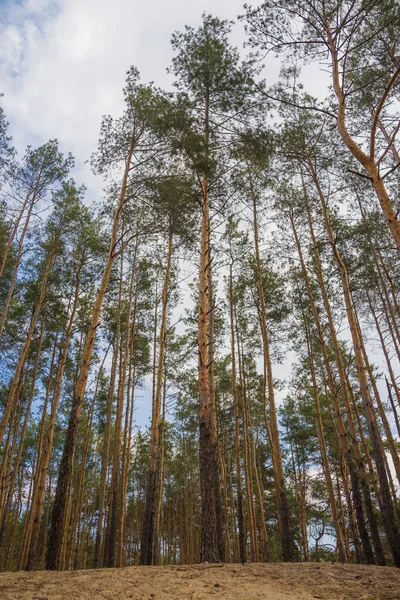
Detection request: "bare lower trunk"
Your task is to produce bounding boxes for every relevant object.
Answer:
[105,251,131,568]
[153,375,166,565]
[46,139,135,570]
[251,178,291,561]
[25,275,81,570]
[94,340,118,568]
[303,169,387,565]
[309,161,400,567]
[229,264,246,564]
[0,239,58,448]
[140,232,173,565]
[198,172,222,563]
[239,348,257,562]
[291,205,370,563]
[0,318,44,550]
[18,335,58,570]
[302,311,348,563]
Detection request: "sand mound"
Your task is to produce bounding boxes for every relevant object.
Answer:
[0,562,400,600]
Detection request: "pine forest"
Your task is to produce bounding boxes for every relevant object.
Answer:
[1,0,400,575]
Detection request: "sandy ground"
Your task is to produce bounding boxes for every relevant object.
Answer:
[0,563,400,600]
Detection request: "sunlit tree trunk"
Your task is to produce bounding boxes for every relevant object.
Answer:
[302,175,386,565]
[0,317,44,550]
[18,334,58,570]
[0,236,59,448]
[46,137,135,571]
[327,31,400,252]
[25,274,81,570]
[308,160,400,566]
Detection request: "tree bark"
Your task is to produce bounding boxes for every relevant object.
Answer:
[140,231,173,565]
[308,160,400,567]
[46,138,135,570]
[229,263,246,564]
[250,177,292,561]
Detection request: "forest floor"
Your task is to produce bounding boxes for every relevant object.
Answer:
[0,562,400,600]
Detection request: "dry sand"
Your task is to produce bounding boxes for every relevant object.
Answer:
[0,562,400,600]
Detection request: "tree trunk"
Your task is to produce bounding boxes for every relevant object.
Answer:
[308,160,400,567]
[197,82,223,563]
[153,374,166,565]
[18,334,58,570]
[94,337,118,568]
[302,173,386,565]
[105,248,133,568]
[239,346,258,562]
[140,231,173,565]
[45,138,135,571]
[25,274,81,570]
[327,32,400,252]
[229,263,246,564]
[291,205,375,563]
[0,182,36,282]
[302,309,348,563]
[250,177,292,561]
[0,317,45,551]
[0,235,59,447]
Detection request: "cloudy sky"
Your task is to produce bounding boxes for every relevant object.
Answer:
[0,0,262,197]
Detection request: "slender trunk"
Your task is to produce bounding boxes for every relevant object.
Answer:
[250,429,269,562]
[71,388,98,569]
[0,383,25,559]
[229,263,246,564]
[292,205,374,563]
[219,429,231,561]
[198,84,223,563]
[0,237,59,447]
[302,308,348,563]
[308,160,400,566]
[153,373,166,565]
[302,172,385,565]
[239,347,257,562]
[207,242,224,562]
[104,254,126,568]
[0,182,37,282]
[94,341,119,568]
[18,334,58,570]
[0,317,45,550]
[140,232,173,565]
[386,378,400,439]
[359,325,400,485]
[368,296,400,413]
[46,137,136,571]
[0,181,45,336]
[357,196,400,351]
[376,245,400,321]
[250,177,292,561]
[0,378,23,526]
[25,274,81,570]
[118,248,139,567]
